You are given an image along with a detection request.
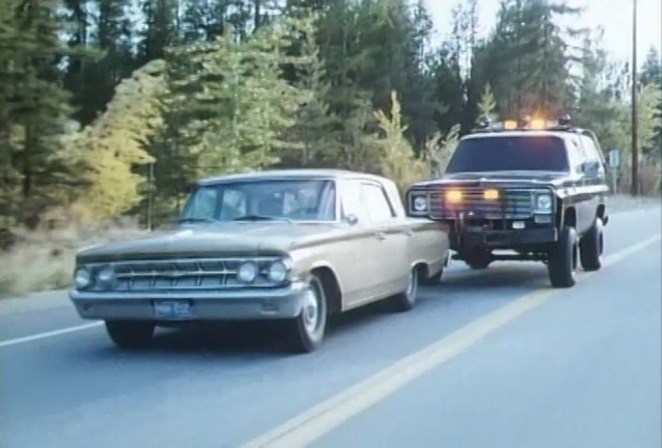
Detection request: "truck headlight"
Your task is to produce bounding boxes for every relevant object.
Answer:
[268,259,292,283]
[74,267,91,290]
[412,195,428,212]
[237,261,258,283]
[536,194,553,212]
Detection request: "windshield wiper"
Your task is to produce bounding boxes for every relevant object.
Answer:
[177,217,218,224]
[233,214,292,223]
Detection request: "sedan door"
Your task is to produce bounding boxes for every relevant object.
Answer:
[333,179,385,308]
[358,181,410,299]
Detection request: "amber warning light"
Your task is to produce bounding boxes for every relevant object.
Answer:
[445,190,463,203]
[483,189,499,200]
[503,120,517,130]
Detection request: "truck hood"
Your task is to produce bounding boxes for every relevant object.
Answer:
[76,222,345,263]
[414,171,578,188]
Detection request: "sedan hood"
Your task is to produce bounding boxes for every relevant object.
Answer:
[76,221,344,263]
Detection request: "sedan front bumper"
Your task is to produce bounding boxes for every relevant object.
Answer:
[69,282,308,322]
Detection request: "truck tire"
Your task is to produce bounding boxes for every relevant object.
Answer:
[286,274,328,353]
[105,320,155,349]
[580,217,604,271]
[464,250,492,270]
[547,226,578,288]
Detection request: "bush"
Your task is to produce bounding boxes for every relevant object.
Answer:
[0,217,145,297]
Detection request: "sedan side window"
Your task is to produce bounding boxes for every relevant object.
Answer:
[340,180,368,223]
[360,183,395,223]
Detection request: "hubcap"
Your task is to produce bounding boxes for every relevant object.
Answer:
[302,284,320,336]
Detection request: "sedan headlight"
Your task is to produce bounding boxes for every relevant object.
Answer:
[268,259,292,283]
[412,195,428,212]
[237,261,258,283]
[74,267,91,290]
[535,193,553,212]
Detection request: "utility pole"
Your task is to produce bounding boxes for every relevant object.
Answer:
[630,0,639,196]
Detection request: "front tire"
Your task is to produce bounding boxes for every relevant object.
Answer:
[392,267,420,312]
[105,320,155,349]
[464,249,492,270]
[286,274,328,353]
[580,218,604,271]
[548,226,578,288]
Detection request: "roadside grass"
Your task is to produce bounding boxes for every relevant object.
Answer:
[0,218,145,298]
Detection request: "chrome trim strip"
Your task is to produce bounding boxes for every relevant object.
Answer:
[70,281,307,301]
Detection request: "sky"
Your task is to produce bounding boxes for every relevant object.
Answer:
[426,0,662,65]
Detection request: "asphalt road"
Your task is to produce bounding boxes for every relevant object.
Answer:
[1,205,660,448]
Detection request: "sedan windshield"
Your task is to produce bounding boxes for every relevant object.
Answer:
[180,178,337,222]
[446,135,570,173]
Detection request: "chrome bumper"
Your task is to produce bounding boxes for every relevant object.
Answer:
[69,282,308,321]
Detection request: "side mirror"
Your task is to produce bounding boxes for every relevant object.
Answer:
[345,214,359,226]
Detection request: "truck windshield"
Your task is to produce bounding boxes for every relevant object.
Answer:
[445,135,570,173]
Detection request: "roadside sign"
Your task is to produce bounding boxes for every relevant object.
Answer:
[608,149,620,168]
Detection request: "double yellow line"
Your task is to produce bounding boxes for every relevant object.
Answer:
[244,233,662,448]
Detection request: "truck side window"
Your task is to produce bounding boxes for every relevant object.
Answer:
[567,136,587,174]
[580,136,603,162]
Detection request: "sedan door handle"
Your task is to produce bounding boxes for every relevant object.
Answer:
[375,231,387,240]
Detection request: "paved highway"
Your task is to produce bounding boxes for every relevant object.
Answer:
[1,204,660,448]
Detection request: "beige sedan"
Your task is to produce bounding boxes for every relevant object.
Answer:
[69,169,450,353]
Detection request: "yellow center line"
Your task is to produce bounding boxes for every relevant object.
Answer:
[243,233,662,448]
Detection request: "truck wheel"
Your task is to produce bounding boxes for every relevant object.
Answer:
[464,250,492,270]
[547,226,578,288]
[392,267,420,312]
[580,218,604,272]
[105,320,155,349]
[286,274,328,353]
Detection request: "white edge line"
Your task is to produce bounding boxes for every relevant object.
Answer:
[242,233,662,448]
[0,322,103,348]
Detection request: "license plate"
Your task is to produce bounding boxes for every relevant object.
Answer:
[153,300,193,319]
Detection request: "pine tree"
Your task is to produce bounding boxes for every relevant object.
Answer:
[278,15,340,168]
[0,0,78,224]
[73,0,135,124]
[159,17,309,187]
[477,83,497,120]
[374,91,429,193]
[140,0,180,62]
[482,0,581,118]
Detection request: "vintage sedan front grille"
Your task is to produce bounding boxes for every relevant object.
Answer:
[93,257,282,292]
[429,187,535,220]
